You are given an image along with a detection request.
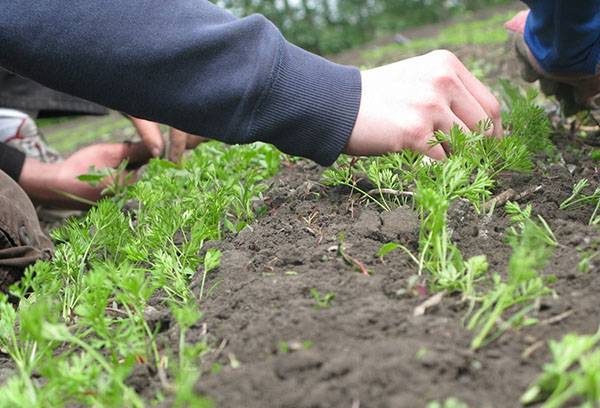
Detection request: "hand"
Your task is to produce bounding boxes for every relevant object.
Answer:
[128,116,208,162]
[345,50,502,160]
[19,142,151,209]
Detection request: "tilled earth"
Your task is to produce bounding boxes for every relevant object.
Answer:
[183,139,599,407]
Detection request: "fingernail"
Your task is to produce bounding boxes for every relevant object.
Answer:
[152,147,161,157]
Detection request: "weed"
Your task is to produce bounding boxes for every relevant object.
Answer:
[337,233,370,275]
[578,244,599,273]
[302,340,314,350]
[415,346,428,360]
[278,340,290,354]
[78,161,133,205]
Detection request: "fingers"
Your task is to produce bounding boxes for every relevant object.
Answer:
[451,59,503,138]
[129,116,164,158]
[168,128,188,163]
[417,110,468,160]
[449,79,495,137]
[123,141,152,166]
[505,10,529,34]
[186,135,209,149]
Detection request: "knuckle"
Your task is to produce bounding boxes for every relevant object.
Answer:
[432,71,458,91]
[429,49,457,64]
[407,123,431,146]
[419,95,446,116]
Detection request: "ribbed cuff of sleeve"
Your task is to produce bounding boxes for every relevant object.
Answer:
[249,40,362,166]
[0,144,26,181]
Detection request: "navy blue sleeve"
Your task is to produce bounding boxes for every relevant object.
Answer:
[523,0,600,75]
[0,1,361,166]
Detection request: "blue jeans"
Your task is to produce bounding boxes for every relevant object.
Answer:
[524,0,600,75]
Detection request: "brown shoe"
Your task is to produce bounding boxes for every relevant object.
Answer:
[507,10,600,115]
[0,170,53,295]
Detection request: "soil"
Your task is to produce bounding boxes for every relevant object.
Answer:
[175,143,598,407]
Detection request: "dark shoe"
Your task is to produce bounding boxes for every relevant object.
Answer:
[0,170,53,294]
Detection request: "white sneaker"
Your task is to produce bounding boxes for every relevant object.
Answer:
[4,112,62,163]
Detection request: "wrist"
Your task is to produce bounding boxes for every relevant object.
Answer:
[18,158,61,204]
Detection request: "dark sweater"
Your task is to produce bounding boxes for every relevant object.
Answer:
[0,0,362,179]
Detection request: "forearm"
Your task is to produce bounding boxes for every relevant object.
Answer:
[523,0,600,75]
[1,1,361,165]
[0,144,61,205]
[17,158,58,206]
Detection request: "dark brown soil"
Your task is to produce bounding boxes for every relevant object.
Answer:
[179,142,598,407]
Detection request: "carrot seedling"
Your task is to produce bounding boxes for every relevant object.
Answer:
[522,328,600,407]
[468,203,556,349]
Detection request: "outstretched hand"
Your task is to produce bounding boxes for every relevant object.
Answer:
[19,142,151,209]
[346,50,502,160]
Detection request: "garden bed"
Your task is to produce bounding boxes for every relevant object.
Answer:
[189,147,598,407]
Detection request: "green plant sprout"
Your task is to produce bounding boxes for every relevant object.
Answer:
[198,249,222,302]
[78,160,134,206]
[310,288,336,309]
[522,328,600,408]
[377,242,400,261]
[468,202,557,350]
[560,179,600,225]
[0,142,280,406]
[578,238,600,273]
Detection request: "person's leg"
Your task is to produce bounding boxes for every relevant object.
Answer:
[522,1,600,76]
[0,169,53,295]
[507,2,600,113]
